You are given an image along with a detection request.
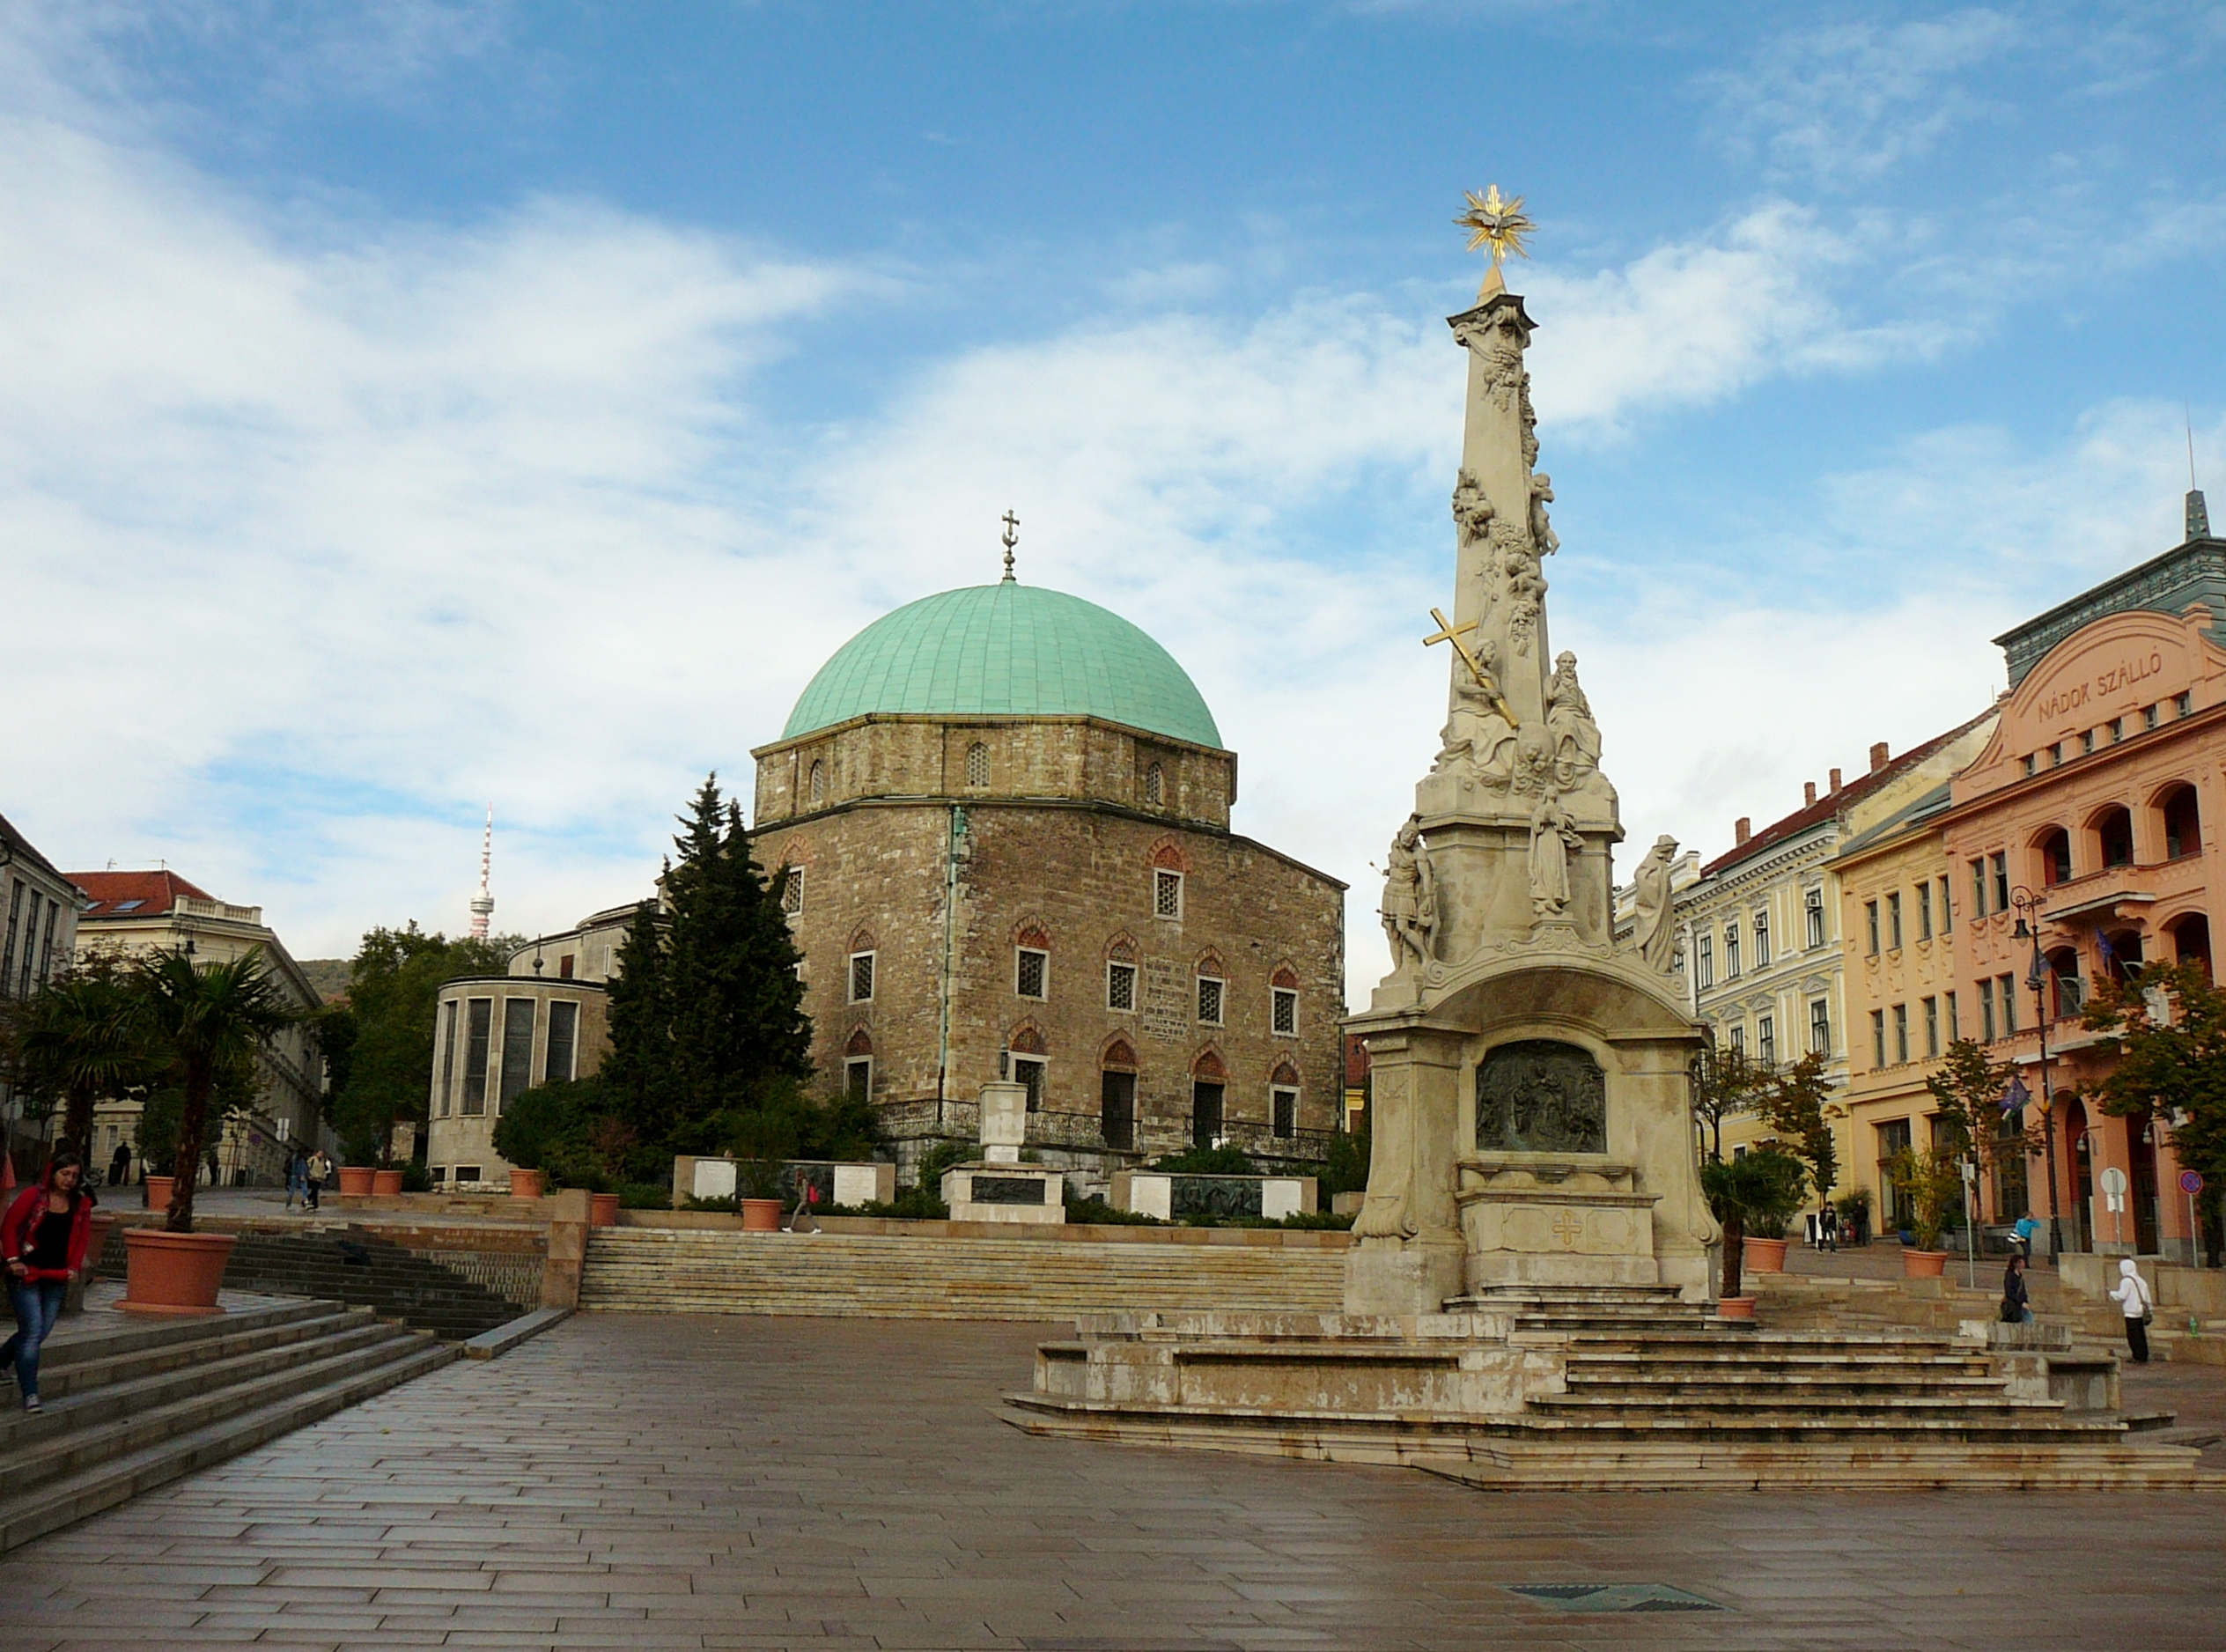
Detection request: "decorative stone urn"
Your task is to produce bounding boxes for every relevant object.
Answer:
[508,1169,545,1199]
[118,1228,236,1316]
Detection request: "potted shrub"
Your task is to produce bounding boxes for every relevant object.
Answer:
[493,1077,605,1203]
[1886,1147,1963,1277]
[120,950,294,1316]
[735,1159,785,1230]
[1700,1147,1807,1316]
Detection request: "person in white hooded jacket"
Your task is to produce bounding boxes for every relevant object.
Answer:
[2111,1257,2156,1363]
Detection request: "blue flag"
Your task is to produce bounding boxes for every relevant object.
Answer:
[2001,1074,2031,1114]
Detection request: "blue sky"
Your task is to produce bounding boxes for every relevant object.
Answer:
[4,1,2222,997]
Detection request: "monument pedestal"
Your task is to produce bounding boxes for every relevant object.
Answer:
[1456,1154,1661,1290]
[941,1079,1067,1225]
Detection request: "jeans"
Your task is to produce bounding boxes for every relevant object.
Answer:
[1,1280,68,1399]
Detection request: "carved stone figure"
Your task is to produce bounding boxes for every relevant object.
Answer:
[1529,473,1559,557]
[1433,639,1519,784]
[1451,470,1494,546]
[1379,815,1437,972]
[1528,788,1579,921]
[1475,1040,1607,1155]
[1544,651,1602,780]
[1632,834,1679,973]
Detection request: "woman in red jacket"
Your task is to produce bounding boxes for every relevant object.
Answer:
[1,1152,94,1413]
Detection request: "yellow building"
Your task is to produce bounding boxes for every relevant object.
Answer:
[1831,783,1988,1235]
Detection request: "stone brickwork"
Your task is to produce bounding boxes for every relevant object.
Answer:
[752,715,1344,1181]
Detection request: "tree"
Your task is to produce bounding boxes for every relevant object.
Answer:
[131,948,297,1233]
[2081,961,2226,1195]
[1925,1037,2038,1219]
[0,955,156,1160]
[604,776,812,1159]
[327,925,513,1164]
[1751,1051,1840,1204]
[1691,1040,1770,1164]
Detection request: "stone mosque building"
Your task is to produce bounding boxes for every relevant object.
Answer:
[751,568,1347,1177]
[428,561,1346,1189]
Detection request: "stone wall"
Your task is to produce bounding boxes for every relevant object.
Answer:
[756,792,1345,1176]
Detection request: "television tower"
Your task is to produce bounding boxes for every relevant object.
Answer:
[468,807,495,939]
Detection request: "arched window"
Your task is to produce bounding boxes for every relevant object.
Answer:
[966,741,990,788]
[808,761,826,808]
[2093,805,2134,870]
[2161,785,2202,860]
[2035,827,2072,886]
[1144,763,1164,807]
[2170,913,2212,976]
[2045,948,2083,1020]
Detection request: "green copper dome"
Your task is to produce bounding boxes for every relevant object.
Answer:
[782,582,1223,749]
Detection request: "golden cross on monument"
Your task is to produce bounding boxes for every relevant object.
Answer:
[1455,184,1535,299]
[1549,1209,1584,1250]
[1423,607,1519,726]
[1000,510,1020,582]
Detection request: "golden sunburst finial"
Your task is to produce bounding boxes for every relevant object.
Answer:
[1456,184,1534,298]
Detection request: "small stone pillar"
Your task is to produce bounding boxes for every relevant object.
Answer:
[942,1080,1065,1223]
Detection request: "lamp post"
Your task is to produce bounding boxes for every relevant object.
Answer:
[2010,886,2062,1264]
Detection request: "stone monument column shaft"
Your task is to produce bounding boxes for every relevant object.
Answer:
[1448,296,1548,728]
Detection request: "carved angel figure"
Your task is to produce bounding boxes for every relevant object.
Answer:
[1380,815,1438,973]
[1632,834,1680,972]
[1529,473,1559,557]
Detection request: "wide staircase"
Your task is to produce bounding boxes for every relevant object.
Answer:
[103,1228,527,1341]
[582,1227,1348,1319]
[0,1299,454,1552]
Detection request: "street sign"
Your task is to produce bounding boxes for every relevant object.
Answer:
[2183,1169,2206,1196]
[2099,1166,2130,1197]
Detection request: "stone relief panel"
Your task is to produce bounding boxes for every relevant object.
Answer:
[1475,1039,1607,1154]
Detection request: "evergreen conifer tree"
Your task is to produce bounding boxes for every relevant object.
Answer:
[603,775,811,1156]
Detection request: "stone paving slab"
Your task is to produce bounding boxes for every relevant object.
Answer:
[0,1314,2220,1649]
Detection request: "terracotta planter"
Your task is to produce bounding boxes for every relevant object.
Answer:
[1743,1236,1791,1273]
[336,1166,377,1197]
[144,1175,174,1213]
[87,1212,118,1274]
[372,1169,404,1196]
[590,1192,620,1228]
[118,1228,237,1316]
[741,1198,783,1231]
[1902,1247,1950,1278]
[1715,1295,1758,1321]
[509,1169,545,1199]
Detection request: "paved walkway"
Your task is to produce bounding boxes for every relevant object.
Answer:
[0,1314,2221,1651]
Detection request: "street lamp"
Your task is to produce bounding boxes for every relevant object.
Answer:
[2010,885,2062,1264]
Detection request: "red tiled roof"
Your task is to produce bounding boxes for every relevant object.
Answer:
[1697,710,1994,880]
[69,869,213,919]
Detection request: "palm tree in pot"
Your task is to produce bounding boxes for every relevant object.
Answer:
[1700,1147,1807,1303]
[120,949,296,1313]
[0,955,155,1163]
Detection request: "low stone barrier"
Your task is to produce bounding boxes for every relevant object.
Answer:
[1110,1170,1316,1221]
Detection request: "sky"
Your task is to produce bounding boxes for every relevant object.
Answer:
[4,0,2222,1004]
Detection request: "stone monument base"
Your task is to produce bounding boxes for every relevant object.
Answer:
[943,1164,1066,1225]
[1456,1154,1672,1293]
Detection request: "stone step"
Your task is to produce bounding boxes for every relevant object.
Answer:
[1414,1445,2220,1493]
[1564,1373,2011,1396]
[31,1301,350,1400]
[0,1321,439,1487]
[1530,1394,2043,1419]
[0,1333,456,1553]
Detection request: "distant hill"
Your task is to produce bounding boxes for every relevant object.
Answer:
[297,958,353,1002]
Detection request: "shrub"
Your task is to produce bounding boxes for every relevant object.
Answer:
[1885,1147,1964,1252]
[910,1137,975,1189]
[860,1186,949,1221]
[399,1162,432,1193]
[1316,1131,1370,1197]
[1065,1193,1161,1226]
[1150,1144,1257,1176]
[617,1181,671,1210]
[685,1195,739,1213]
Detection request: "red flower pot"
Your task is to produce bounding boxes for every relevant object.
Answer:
[1743,1236,1791,1274]
[509,1169,545,1199]
[118,1229,237,1316]
[336,1166,377,1197]
[590,1192,620,1228]
[144,1175,175,1213]
[1902,1247,1950,1279]
[1715,1295,1758,1321]
[372,1169,404,1196]
[741,1198,783,1231]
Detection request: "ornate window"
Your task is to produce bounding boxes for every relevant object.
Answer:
[1145,763,1164,807]
[1196,974,1225,1026]
[1916,882,1933,940]
[1758,1014,1775,1066]
[1015,946,1049,999]
[1887,891,1903,950]
[1474,1040,1606,1154]
[808,760,826,808]
[780,866,804,917]
[1696,932,1714,990]
[1106,960,1136,1012]
[966,741,990,788]
[1809,997,1831,1056]
[1723,922,1741,978]
[1154,868,1183,920]
[1753,910,1770,969]
[1804,887,1825,948]
[1271,1081,1299,1139]
[1271,986,1298,1036]
[848,951,875,1004]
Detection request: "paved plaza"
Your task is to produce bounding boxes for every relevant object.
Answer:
[0,1313,2220,1651]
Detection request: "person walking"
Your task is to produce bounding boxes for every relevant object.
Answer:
[2012,1213,2039,1261]
[2001,1254,2033,1324]
[0,1152,94,1413]
[305,1149,331,1213]
[2112,1257,2156,1363]
[284,1149,308,1213]
[107,1142,130,1188]
[1820,1205,1839,1253]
